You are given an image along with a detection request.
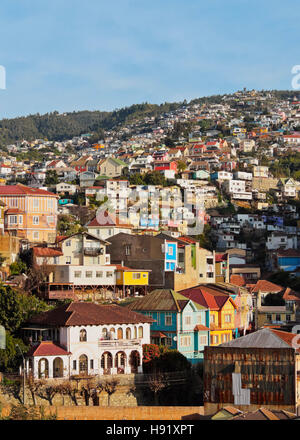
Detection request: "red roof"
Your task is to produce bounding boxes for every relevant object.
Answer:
[33,247,63,257]
[215,253,227,262]
[0,184,58,197]
[283,287,300,302]
[179,285,237,311]
[277,249,300,257]
[194,324,210,331]
[251,280,283,293]
[5,208,24,214]
[26,301,154,327]
[26,342,71,357]
[230,274,246,287]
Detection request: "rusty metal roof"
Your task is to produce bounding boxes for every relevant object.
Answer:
[220,327,296,350]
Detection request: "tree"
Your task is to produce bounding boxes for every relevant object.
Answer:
[0,332,28,371]
[0,284,51,334]
[147,372,169,405]
[0,285,25,333]
[176,160,187,174]
[103,379,119,406]
[57,381,79,406]
[34,380,60,406]
[9,258,27,276]
[45,170,59,186]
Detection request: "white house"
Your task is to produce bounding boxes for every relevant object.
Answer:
[266,232,298,250]
[22,302,152,379]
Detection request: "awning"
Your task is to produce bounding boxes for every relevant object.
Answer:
[194,325,209,331]
[151,331,167,338]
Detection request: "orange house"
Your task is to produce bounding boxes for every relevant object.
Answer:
[0,184,58,243]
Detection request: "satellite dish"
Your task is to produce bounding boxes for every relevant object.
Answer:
[173,336,177,341]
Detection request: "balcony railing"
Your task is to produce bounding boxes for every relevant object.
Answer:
[84,247,102,256]
[98,338,141,348]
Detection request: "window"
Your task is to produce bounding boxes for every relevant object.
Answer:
[33,198,39,210]
[96,271,103,278]
[180,336,191,347]
[47,216,54,224]
[85,271,92,278]
[276,314,281,322]
[210,315,215,323]
[19,215,23,224]
[66,240,71,247]
[185,316,191,325]
[73,360,77,370]
[165,313,172,326]
[133,273,141,279]
[9,198,18,208]
[166,335,173,346]
[47,199,54,210]
[125,245,131,256]
[66,257,71,265]
[33,231,39,240]
[207,258,214,265]
[212,335,219,344]
[90,359,94,369]
[33,216,39,225]
[267,314,272,322]
[74,271,81,278]
[138,326,143,338]
[106,271,113,278]
[224,314,231,323]
[9,215,17,224]
[79,329,87,342]
[199,335,207,345]
[286,314,291,321]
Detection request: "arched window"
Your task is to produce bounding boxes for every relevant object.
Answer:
[117,328,123,340]
[102,328,108,340]
[138,326,143,338]
[101,352,113,374]
[129,351,140,373]
[115,351,126,373]
[134,326,137,339]
[126,327,131,339]
[53,357,63,378]
[38,358,49,379]
[79,329,87,342]
[79,354,88,374]
[109,328,115,340]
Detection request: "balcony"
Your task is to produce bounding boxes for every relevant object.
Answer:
[84,247,102,257]
[98,338,141,349]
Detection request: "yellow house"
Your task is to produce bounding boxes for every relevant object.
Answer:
[116,265,150,295]
[209,297,237,346]
[178,285,238,346]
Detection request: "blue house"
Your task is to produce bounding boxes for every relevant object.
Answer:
[126,289,210,363]
[276,249,300,272]
[164,241,177,272]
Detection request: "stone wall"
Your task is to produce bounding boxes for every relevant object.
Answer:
[1,405,204,420]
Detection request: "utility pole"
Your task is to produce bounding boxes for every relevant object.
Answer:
[16,344,26,405]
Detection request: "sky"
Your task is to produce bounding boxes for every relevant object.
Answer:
[0,0,299,118]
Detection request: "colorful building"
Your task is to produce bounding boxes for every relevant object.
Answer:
[127,288,210,363]
[0,184,58,243]
[178,284,238,346]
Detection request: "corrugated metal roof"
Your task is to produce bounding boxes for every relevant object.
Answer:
[220,328,293,349]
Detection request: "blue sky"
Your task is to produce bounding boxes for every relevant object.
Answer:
[0,0,299,118]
